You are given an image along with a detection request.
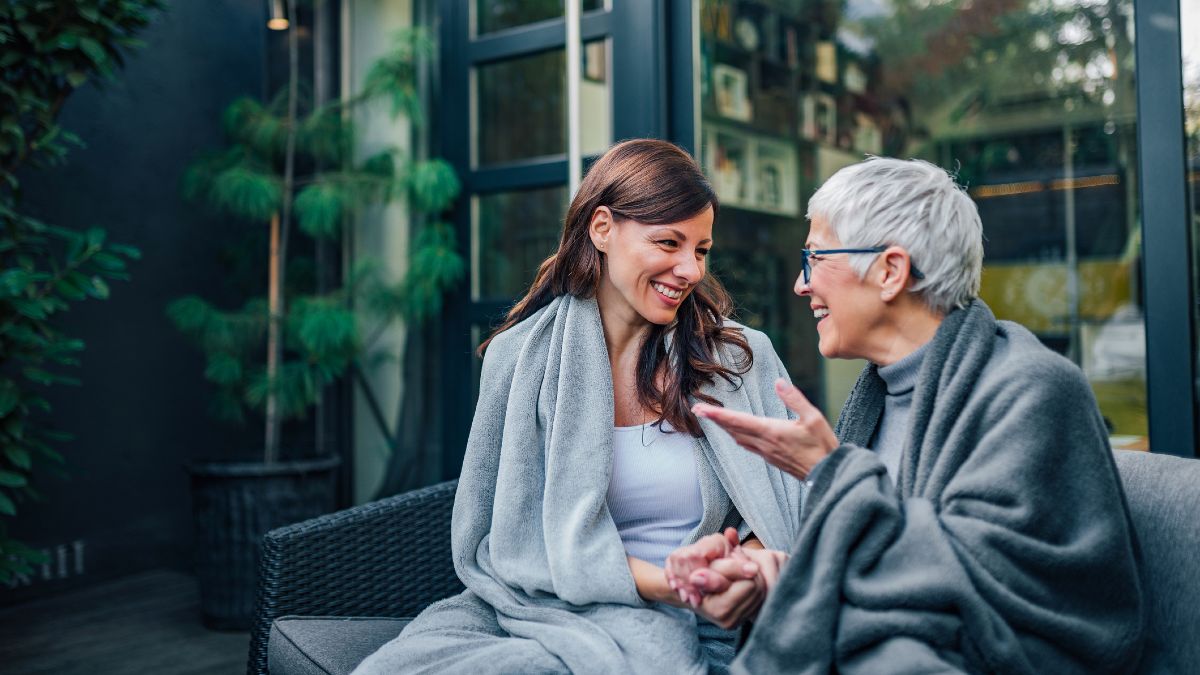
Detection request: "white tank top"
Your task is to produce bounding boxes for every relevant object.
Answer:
[605,422,705,569]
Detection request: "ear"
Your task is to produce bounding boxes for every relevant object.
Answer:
[588,205,615,252]
[878,246,912,302]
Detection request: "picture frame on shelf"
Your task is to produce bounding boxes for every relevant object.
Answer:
[713,64,753,122]
[816,41,838,84]
[754,138,799,215]
[801,92,837,145]
[853,113,883,155]
[705,127,751,207]
[703,124,799,217]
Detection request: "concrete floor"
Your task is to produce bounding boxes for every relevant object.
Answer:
[0,569,250,674]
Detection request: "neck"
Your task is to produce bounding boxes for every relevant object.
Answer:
[867,297,943,366]
[595,286,653,361]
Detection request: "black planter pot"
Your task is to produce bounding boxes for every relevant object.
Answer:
[187,455,340,630]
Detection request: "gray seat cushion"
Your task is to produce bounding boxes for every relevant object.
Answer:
[1113,450,1200,674]
[269,616,410,675]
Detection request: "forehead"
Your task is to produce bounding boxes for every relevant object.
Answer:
[805,216,839,247]
[643,204,714,238]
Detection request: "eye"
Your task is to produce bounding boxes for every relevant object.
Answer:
[696,247,710,257]
[657,239,678,248]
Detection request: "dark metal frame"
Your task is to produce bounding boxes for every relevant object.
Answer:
[437,1,668,477]
[435,2,1198,461]
[1135,0,1197,457]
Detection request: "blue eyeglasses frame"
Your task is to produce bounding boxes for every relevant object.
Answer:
[800,247,926,285]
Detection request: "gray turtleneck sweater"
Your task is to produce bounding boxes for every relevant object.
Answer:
[867,343,929,482]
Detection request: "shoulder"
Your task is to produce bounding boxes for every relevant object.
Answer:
[982,320,1093,402]
[480,300,559,374]
[719,318,777,359]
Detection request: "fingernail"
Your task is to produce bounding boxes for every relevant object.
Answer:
[743,563,758,575]
[679,589,687,603]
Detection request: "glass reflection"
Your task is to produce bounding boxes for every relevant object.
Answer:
[474,40,611,166]
[1184,0,1200,429]
[473,187,568,300]
[474,0,604,37]
[699,0,1145,440]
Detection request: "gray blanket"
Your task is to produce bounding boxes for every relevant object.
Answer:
[354,295,804,675]
[733,299,1144,674]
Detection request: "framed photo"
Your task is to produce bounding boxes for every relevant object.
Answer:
[703,127,751,208]
[712,64,753,122]
[853,113,882,155]
[801,92,837,145]
[754,138,799,215]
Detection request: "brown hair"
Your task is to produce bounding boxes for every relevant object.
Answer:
[479,139,752,436]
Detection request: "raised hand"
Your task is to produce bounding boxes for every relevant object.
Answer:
[693,378,838,480]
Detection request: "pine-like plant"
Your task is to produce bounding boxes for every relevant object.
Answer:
[167,12,463,464]
[0,1,162,584]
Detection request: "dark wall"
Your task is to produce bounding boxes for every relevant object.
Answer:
[2,0,269,603]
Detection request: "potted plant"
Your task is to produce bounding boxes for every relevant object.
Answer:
[167,9,462,629]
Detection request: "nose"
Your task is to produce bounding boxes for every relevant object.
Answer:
[794,273,811,297]
[674,251,703,284]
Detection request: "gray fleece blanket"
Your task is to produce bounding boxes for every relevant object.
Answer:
[354,295,804,675]
[734,299,1144,674]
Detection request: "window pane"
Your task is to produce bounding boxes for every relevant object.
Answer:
[475,40,611,166]
[474,0,605,37]
[473,186,567,300]
[699,0,1146,444]
[1185,1,1200,427]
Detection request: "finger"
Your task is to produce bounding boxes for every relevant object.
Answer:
[710,557,759,580]
[693,405,771,437]
[775,378,816,416]
[691,568,732,594]
[723,527,740,548]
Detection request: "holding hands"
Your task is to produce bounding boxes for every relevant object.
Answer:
[664,528,791,629]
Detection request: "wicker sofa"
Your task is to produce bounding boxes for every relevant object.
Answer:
[248,450,1200,675]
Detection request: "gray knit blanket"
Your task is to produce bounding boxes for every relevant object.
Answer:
[354,295,804,675]
[733,299,1145,674]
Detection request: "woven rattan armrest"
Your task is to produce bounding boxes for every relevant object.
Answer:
[246,479,463,675]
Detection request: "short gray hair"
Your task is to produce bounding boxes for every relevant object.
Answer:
[806,157,983,315]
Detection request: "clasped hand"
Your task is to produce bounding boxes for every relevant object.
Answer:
[663,527,789,629]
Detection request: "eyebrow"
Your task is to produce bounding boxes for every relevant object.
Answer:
[653,227,713,246]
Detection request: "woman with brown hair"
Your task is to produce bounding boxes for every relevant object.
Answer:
[354,139,803,675]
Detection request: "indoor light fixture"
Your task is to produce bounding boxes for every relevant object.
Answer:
[267,0,289,30]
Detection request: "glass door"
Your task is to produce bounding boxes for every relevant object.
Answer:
[437,1,668,475]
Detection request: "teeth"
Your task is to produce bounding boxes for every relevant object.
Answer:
[652,282,682,299]
[814,308,829,319]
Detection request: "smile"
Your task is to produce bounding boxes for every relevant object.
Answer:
[813,307,829,320]
[652,282,683,300]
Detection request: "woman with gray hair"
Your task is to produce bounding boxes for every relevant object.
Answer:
[668,157,1145,673]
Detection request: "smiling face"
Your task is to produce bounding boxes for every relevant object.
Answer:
[795,216,885,360]
[593,205,714,327]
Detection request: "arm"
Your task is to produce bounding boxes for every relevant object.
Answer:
[627,555,686,607]
[734,369,1143,674]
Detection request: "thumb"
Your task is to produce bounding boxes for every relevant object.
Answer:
[775,378,815,415]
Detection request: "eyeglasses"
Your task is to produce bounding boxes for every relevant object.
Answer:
[800,247,926,285]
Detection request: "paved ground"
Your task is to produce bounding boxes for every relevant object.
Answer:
[0,569,250,674]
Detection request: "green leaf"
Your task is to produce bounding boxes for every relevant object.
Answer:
[204,353,242,386]
[5,447,32,471]
[0,471,27,488]
[0,490,15,516]
[0,380,18,417]
[66,70,88,87]
[212,165,281,221]
[294,183,343,239]
[408,160,461,213]
[87,276,110,299]
[79,37,107,66]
